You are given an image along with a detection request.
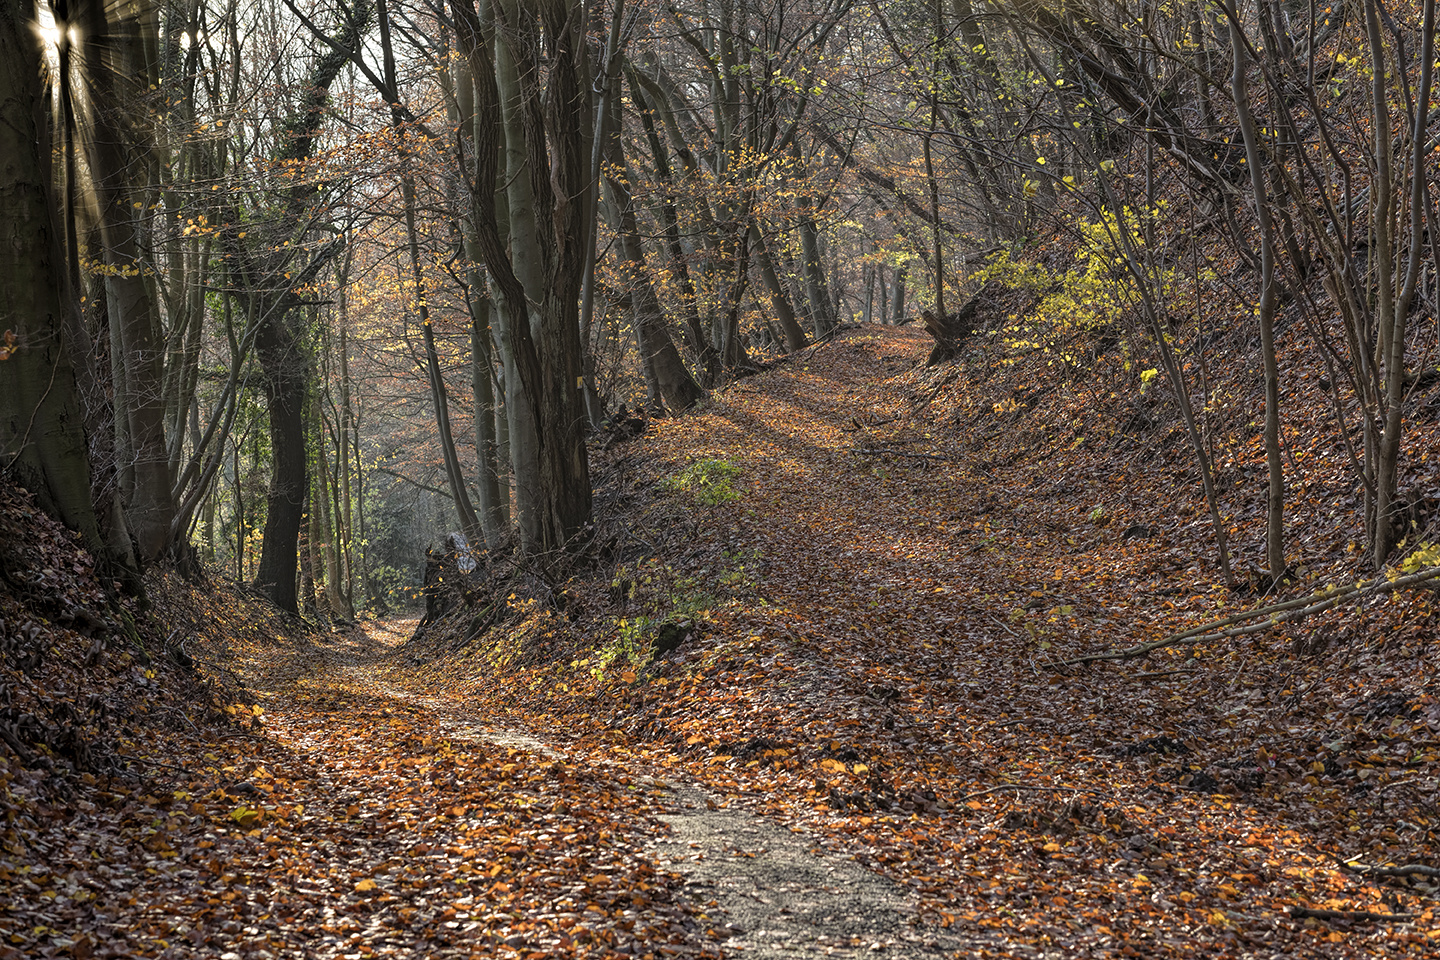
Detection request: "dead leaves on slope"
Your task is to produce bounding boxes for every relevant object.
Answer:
[415,326,1440,958]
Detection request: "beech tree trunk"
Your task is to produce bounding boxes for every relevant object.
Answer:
[599,73,706,410]
[74,0,176,561]
[456,0,593,562]
[451,47,510,548]
[0,0,104,556]
[629,71,720,378]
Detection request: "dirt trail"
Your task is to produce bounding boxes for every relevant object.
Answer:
[648,783,975,958]
[44,323,1420,960]
[281,325,1435,960]
[242,617,974,958]
[560,325,1436,958]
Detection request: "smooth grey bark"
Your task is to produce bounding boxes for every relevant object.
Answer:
[488,0,545,546]
[73,0,176,561]
[862,261,875,324]
[455,0,593,562]
[314,388,351,620]
[577,0,628,425]
[451,38,510,547]
[337,294,358,606]
[470,303,509,541]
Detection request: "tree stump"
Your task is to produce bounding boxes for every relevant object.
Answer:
[419,532,478,628]
[920,283,997,365]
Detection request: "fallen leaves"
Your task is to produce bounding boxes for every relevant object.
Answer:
[7,324,1440,958]
[405,326,1440,958]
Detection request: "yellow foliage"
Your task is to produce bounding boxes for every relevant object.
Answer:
[970,209,1187,382]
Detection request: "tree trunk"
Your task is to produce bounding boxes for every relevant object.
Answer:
[76,0,176,561]
[470,299,510,545]
[750,225,810,351]
[598,73,706,412]
[1368,0,1435,566]
[451,46,510,548]
[0,0,104,556]
[251,309,309,613]
[457,0,593,563]
[629,70,720,378]
[248,0,373,612]
[316,401,351,620]
[1228,5,1286,579]
[789,142,835,337]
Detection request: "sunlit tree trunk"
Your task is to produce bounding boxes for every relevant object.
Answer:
[74,0,176,561]
[0,0,104,557]
[1367,0,1436,566]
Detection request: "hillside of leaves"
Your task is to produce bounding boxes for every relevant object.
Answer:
[5,315,1440,957]
[409,319,1440,957]
[0,490,717,959]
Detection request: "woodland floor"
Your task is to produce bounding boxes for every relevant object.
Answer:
[6,324,1440,958]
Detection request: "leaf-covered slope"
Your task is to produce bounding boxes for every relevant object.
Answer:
[409,323,1440,957]
[0,489,714,959]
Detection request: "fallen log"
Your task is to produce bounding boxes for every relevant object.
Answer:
[1343,861,1440,880]
[1053,564,1440,668]
[1289,906,1415,923]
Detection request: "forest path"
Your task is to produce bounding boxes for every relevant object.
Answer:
[493,324,1431,958]
[223,614,972,959]
[61,324,1425,960]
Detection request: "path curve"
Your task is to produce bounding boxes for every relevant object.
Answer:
[322,618,972,958]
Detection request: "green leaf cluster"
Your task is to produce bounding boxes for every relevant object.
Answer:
[662,458,742,506]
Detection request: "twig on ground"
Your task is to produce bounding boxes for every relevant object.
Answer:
[1289,906,1415,923]
[1130,669,1197,681]
[118,754,192,775]
[1053,565,1440,667]
[960,783,1108,801]
[0,725,33,765]
[983,612,1023,638]
[855,447,958,461]
[1343,862,1440,880]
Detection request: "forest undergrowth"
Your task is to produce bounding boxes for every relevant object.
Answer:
[4,324,1440,958]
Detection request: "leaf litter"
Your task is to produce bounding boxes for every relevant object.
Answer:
[4,323,1440,958]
